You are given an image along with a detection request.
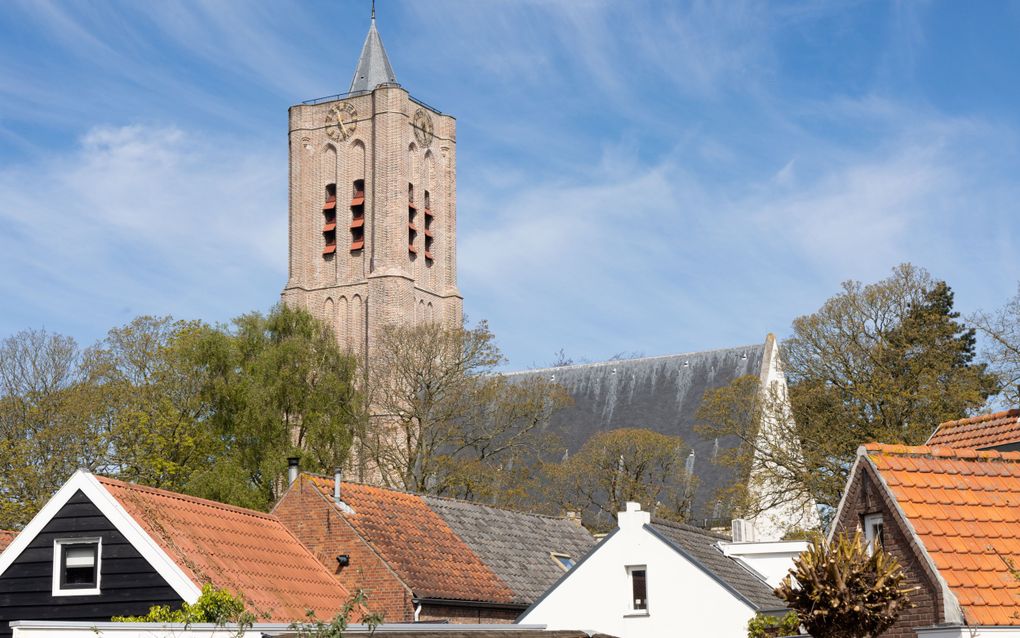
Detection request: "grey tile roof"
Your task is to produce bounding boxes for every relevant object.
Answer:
[349,17,397,93]
[506,343,766,522]
[648,519,785,612]
[422,495,597,605]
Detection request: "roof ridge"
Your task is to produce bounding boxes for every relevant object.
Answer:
[936,408,1020,430]
[96,475,279,522]
[304,472,576,522]
[650,517,730,540]
[503,342,766,376]
[862,442,1020,462]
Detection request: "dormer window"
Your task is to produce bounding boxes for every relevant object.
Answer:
[53,538,101,596]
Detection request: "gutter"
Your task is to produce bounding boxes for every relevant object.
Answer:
[413,597,529,611]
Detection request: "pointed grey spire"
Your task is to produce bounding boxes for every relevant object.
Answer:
[349,13,397,93]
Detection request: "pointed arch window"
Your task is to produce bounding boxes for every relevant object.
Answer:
[423,190,434,264]
[322,183,337,256]
[350,179,365,252]
[408,182,417,256]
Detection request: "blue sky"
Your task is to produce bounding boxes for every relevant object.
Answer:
[2,1,1019,370]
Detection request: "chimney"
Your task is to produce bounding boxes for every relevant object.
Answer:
[565,511,583,527]
[618,501,650,530]
[287,457,299,485]
[334,467,342,504]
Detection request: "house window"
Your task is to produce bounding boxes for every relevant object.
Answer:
[864,513,884,553]
[551,552,575,571]
[53,538,101,596]
[627,565,648,614]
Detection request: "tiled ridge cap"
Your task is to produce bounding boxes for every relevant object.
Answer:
[649,516,730,541]
[96,475,278,521]
[936,409,1020,430]
[501,343,764,376]
[861,442,1020,462]
[303,472,577,522]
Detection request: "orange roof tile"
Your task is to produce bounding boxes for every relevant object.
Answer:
[97,476,353,622]
[864,443,1020,625]
[307,476,516,604]
[927,410,1020,450]
[0,530,16,553]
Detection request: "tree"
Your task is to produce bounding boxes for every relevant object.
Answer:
[546,428,696,531]
[186,304,363,510]
[971,284,1020,407]
[775,532,915,638]
[113,583,255,624]
[364,320,569,505]
[700,264,998,517]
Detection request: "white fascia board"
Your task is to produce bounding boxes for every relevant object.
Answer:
[11,621,554,638]
[0,470,201,603]
[917,627,1020,638]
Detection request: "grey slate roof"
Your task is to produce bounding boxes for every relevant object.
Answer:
[648,519,785,612]
[423,495,597,605]
[506,343,766,522]
[349,17,397,93]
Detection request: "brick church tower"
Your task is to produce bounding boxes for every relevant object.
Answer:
[281,11,462,362]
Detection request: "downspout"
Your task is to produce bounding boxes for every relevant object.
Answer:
[413,603,422,622]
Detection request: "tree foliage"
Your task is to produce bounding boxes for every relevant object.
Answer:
[364,320,568,506]
[0,305,361,528]
[113,583,255,624]
[545,427,696,531]
[775,532,915,638]
[700,265,998,519]
[747,611,801,638]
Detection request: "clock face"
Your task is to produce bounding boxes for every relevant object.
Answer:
[412,108,434,147]
[325,103,357,142]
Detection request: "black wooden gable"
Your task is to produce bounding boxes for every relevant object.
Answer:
[0,490,182,637]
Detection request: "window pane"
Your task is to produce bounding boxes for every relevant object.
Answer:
[64,547,95,568]
[632,569,647,610]
[61,543,97,588]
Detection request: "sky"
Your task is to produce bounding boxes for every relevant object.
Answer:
[2,0,1020,371]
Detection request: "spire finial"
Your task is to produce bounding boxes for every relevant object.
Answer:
[371,0,375,20]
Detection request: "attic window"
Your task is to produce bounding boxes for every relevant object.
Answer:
[551,552,575,571]
[864,513,884,553]
[53,538,101,596]
[626,565,648,614]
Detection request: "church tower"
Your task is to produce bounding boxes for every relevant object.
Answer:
[282,12,462,361]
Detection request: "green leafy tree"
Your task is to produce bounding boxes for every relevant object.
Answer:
[546,427,696,531]
[776,532,915,638]
[747,611,801,638]
[186,304,363,510]
[113,583,255,624]
[701,264,999,518]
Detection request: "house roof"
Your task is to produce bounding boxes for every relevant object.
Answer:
[926,409,1020,450]
[303,475,595,606]
[422,495,596,604]
[647,519,785,612]
[97,476,353,622]
[0,530,16,553]
[862,443,1020,625]
[504,343,766,521]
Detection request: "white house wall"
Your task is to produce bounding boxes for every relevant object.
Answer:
[519,522,756,638]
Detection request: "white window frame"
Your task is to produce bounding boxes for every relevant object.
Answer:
[624,564,649,616]
[52,537,102,596]
[863,513,884,554]
[550,552,574,572]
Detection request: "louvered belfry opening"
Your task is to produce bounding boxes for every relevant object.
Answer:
[322,183,337,256]
[423,190,434,264]
[350,179,365,252]
[407,182,418,257]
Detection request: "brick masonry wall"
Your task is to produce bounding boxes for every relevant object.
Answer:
[273,476,415,622]
[831,461,945,638]
[417,604,521,625]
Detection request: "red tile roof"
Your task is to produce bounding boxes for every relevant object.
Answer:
[307,476,516,604]
[0,530,16,553]
[927,409,1020,450]
[97,476,353,622]
[863,443,1020,625]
